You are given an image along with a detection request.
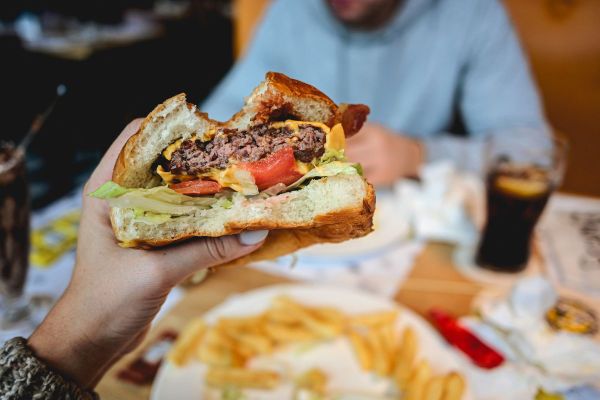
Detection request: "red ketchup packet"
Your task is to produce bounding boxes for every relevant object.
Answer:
[117,331,178,385]
[429,309,504,369]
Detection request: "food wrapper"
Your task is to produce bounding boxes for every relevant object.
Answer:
[30,210,80,267]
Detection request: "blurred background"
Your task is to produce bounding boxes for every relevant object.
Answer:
[1,0,599,209]
[1,2,600,398]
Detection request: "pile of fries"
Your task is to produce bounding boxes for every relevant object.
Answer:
[168,295,465,399]
[347,313,465,400]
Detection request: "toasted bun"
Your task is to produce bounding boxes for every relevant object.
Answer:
[112,72,369,189]
[111,173,374,248]
[109,72,374,254]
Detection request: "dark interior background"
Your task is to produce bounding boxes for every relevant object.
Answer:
[0,0,234,208]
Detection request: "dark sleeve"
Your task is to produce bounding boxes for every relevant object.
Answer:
[0,337,99,400]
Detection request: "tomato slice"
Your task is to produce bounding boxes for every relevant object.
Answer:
[239,147,304,191]
[169,179,222,195]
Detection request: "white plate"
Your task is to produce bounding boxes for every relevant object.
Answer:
[298,194,409,262]
[151,284,472,400]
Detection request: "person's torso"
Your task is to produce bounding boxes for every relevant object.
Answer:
[266,0,472,138]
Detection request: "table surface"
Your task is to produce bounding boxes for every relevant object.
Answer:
[95,242,498,400]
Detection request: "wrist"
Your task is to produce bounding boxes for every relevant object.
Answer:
[28,293,116,388]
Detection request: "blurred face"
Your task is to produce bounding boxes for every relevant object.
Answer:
[326,0,400,29]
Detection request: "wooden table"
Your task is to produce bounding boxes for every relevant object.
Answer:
[95,243,491,400]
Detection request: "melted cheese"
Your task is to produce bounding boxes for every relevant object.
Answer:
[325,123,345,151]
[295,161,311,175]
[156,165,195,184]
[163,139,184,161]
[270,120,331,133]
[156,120,346,190]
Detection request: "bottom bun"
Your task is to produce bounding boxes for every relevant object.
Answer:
[110,174,375,253]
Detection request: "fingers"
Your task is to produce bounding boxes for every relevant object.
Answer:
[87,118,143,190]
[346,130,371,147]
[345,143,375,169]
[155,231,269,285]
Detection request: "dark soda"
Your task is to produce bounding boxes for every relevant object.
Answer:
[476,167,552,272]
[0,144,30,300]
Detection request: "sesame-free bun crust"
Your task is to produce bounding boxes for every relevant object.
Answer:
[109,72,374,257]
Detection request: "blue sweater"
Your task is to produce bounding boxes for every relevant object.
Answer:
[202,0,549,169]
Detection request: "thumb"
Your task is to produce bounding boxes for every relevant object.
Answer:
[158,230,269,284]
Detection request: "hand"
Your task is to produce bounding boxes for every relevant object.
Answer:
[345,123,423,186]
[28,119,267,388]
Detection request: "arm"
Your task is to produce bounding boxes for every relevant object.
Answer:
[0,120,267,398]
[424,0,550,171]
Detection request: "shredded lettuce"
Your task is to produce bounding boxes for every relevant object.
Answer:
[89,152,361,224]
[286,161,361,191]
[318,148,346,165]
[132,208,172,225]
[89,181,129,198]
[212,197,233,210]
[90,181,216,215]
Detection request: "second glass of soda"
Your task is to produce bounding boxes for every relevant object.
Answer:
[475,130,568,272]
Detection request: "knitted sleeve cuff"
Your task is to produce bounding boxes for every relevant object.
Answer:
[0,337,99,400]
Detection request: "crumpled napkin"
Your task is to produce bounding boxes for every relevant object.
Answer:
[465,276,600,394]
[393,161,482,246]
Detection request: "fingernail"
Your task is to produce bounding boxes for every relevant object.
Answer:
[239,230,269,246]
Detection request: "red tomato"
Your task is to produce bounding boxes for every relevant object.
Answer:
[239,147,304,191]
[169,179,222,195]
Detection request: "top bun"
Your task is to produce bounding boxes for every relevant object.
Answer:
[112,72,369,189]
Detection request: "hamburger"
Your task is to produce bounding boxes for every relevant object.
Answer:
[91,72,375,266]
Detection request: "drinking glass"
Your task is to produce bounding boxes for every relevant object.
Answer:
[0,142,33,340]
[475,130,568,272]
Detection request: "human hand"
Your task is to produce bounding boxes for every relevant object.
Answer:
[28,119,267,388]
[345,123,423,186]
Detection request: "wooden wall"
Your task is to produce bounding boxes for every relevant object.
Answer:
[504,0,600,196]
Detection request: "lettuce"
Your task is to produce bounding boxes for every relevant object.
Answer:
[285,161,361,191]
[318,148,346,165]
[89,181,129,198]
[90,181,216,215]
[212,197,233,210]
[132,208,172,225]
[89,155,361,222]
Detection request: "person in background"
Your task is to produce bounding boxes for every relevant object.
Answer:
[0,120,268,399]
[202,0,550,186]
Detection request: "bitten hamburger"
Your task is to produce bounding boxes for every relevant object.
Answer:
[91,72,375,266]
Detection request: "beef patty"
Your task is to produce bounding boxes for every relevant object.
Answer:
[168,124,326,175]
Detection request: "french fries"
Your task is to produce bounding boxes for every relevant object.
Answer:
[273,296,343,338]
[404,360,432,400]
[197,340,242,367]
[423,376,445,400]
[442,372,466,400]
[169,297,467,399]
[348,331,373,371]
[366,327,390,376]
[205,367,280,389]
[295,368,328,395]
[263,321,318,343]
[224,329,273,355]
[394,327,418,389]
[349,310,398,328]
[167,318,206,366]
